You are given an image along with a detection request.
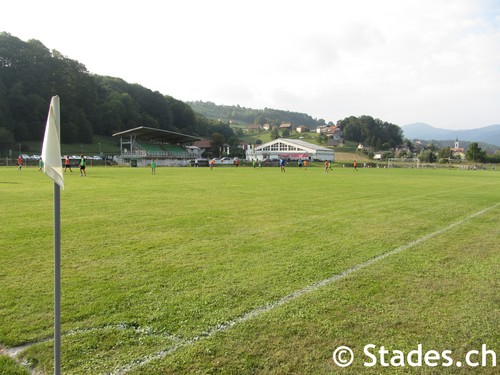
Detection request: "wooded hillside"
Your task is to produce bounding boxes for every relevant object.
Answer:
[187,100,327,127]
[0,32,228,153]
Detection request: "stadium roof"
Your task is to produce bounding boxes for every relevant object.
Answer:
[112,126,202,144]
[255,138,332,152]
[249,138,335,161]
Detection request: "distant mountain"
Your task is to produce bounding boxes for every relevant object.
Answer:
[402,123,500,147]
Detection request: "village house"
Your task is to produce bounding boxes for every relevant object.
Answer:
[247,124,263,132]
[324,126,344,146]
[316,125,328,133]
[192,139,230,156]
[279,123,293,131]
[324,126,343,139]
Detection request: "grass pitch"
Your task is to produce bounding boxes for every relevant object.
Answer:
[0,165,499,374]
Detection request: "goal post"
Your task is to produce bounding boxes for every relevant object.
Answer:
[388,158,419,168]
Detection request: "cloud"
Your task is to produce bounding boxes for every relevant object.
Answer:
[208,84,256,105]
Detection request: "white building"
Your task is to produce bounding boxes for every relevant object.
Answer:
[316,125,328,133]
[246,138,335,161]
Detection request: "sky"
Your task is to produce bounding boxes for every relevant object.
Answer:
[2,0,500,130]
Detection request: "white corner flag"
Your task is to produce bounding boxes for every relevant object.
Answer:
[42,95,64,189]
[41,95,63,375]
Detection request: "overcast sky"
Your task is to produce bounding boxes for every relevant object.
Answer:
[2,0,499,129]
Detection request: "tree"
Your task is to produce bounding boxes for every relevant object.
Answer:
[427,143,437,152]
[418,149,436,163]
[338,115,403,148]
[227,136,241,157]
[167,97,195,132]
[207,122,234,140]
[0,33,235,144]
[186,101,321,129]
[282,128,290,137]
[255,115,267,126]
[466,142,486,162]
[319,133,328,144]
[342,118,363,143]
[210,132,225,158]
[0,127,15,155]
[486,150,500,163]
[403,139,414,153]
[438,146,451,162]
[270,127,279,140]
[428,150,437,163]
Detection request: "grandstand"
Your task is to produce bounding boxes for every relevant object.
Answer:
[112,126,203,166]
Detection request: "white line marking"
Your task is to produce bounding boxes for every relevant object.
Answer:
[113,203,499,374]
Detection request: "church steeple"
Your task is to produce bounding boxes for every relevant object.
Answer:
[455,138,459,149]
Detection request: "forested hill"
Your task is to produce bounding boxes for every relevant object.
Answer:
[0,32,230,150]
[0,32,407,155]
[187,100,326,127]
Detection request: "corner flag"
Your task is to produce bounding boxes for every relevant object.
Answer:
[41,95,63,375]
[42,95,64,189]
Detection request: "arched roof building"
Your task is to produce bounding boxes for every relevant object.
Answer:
[246,138,334,162]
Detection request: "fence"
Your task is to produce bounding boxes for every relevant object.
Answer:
[0,157,112,167]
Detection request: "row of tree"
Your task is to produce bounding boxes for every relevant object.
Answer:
[336,115,403,150]
[412,141,494,163]
[444,142,494,163]
[0,32,235,153]
[369,142,497,163]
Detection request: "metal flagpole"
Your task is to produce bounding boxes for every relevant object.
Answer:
[41,95,64,374]
[54,182,61,375]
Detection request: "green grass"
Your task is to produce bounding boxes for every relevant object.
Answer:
[0,356,30,375]
[20,135,120,157]
[0,165,499,374]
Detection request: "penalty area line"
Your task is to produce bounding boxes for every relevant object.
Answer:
[113,203,499,374]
